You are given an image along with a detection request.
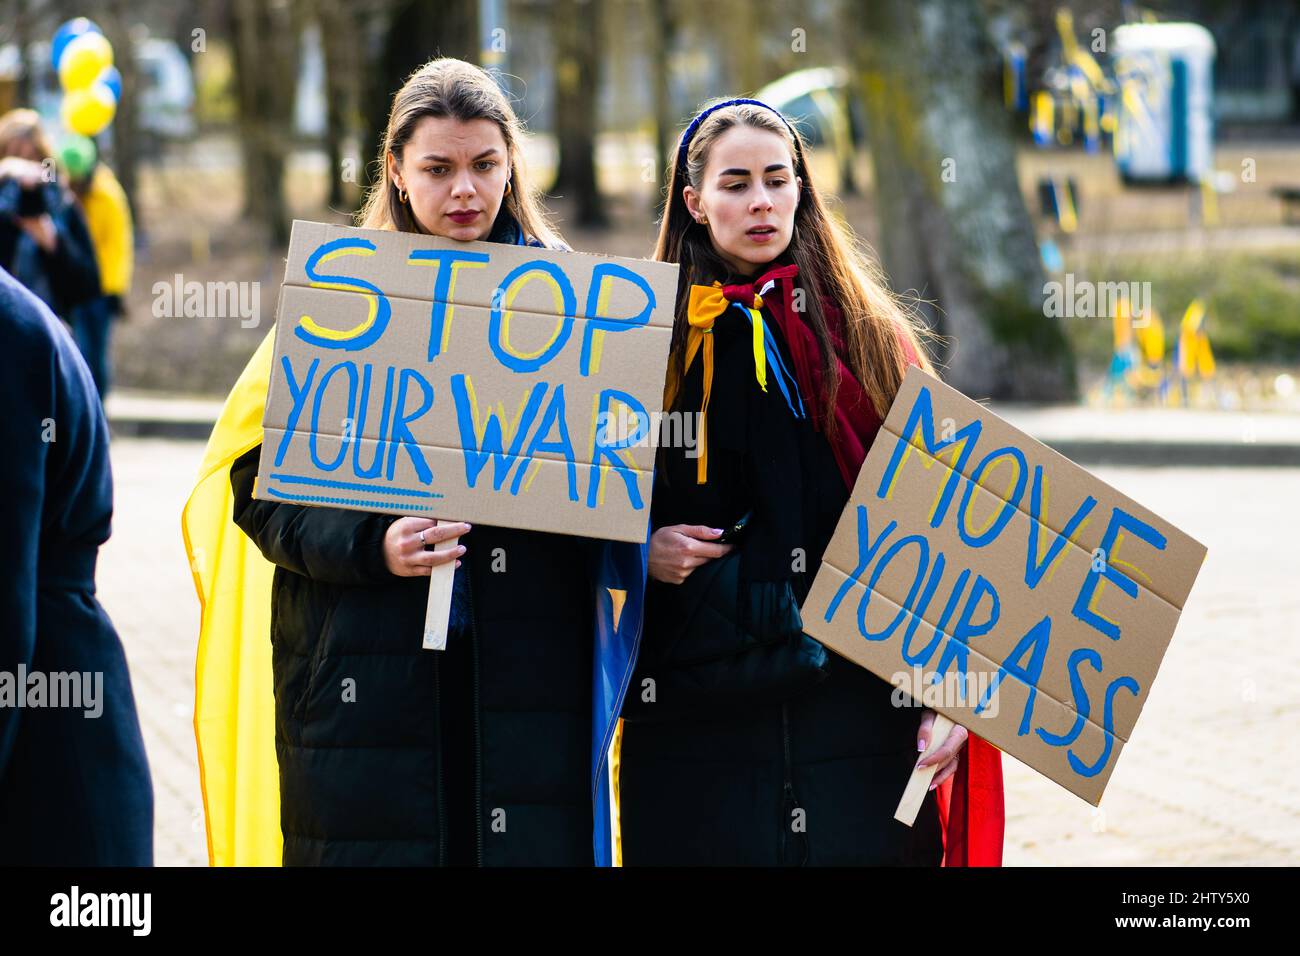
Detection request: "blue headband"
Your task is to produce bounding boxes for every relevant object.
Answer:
[677,97,801,167]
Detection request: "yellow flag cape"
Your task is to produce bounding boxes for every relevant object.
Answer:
[181,327,282,865]
[180,323,644,868]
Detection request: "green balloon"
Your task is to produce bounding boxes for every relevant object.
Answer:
[58,132,98,179]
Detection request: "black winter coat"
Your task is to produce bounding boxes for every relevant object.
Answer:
[619,285,944,866]
[230,446,597,865]
[0,267,153,865]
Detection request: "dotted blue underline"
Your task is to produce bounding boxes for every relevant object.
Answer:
[270,472,439,498]
[265,487,439,511]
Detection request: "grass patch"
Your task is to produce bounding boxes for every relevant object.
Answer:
[1060,248,1300,364]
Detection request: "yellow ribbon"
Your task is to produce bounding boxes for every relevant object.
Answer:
[664,281,769,484]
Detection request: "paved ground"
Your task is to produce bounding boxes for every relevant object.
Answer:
[99,437,1300,866]
[998,464,1300,866]
[104,388,1300,465]
[105,388,1300,442]
[99,439,209,866]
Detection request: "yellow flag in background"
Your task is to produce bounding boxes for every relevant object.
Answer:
[1179,299,1216,380]
[180,328,282,866]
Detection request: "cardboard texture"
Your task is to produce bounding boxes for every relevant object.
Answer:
[254,220,680,543]
[800,367,1207,805]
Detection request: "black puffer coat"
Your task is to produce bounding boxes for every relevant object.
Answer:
[230,446,596,865]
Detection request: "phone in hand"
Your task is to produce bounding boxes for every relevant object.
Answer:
[716,511,753,545]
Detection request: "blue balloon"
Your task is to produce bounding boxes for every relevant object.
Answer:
[97,65,122,101]
[51,17,102,72]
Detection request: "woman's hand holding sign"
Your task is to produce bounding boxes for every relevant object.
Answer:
[916,708,968,790]
[383,518,470,577]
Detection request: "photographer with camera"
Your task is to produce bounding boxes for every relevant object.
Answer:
[0,110,101,332]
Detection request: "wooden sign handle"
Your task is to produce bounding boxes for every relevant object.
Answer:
[421,519,459,651]
[895,711,955,826]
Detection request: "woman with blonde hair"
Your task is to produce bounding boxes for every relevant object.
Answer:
[0,109,100,329]
[189,58,642,867]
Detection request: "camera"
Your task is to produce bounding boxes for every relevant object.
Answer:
[0,177,50,219]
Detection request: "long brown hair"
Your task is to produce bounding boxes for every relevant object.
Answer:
[358,57,562,248]
[655,100,933,429]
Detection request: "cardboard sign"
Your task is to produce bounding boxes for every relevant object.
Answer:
[800,367,1207,804]
[254,220,680,543]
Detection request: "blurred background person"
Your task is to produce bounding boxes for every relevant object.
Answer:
[61,132,133,399]
[0,109,102,347]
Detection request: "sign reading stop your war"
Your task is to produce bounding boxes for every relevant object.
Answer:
[254,220,678,543]
[801,367,1207,808]
[254,220,678,650]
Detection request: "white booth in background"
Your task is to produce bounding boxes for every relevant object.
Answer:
[1111,23,1216,184]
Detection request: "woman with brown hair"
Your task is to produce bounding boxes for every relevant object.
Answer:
[217,57,613,866]
[617,98,1005,865]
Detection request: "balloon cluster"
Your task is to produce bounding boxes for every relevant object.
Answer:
[52,17,120,138]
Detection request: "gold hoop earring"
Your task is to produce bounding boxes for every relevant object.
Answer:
[397,186,408,204]
[698,214,708,225]
[504,179,513,197]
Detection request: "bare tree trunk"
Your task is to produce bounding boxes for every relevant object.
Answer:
[100,4,142,232]
[650,0,678,213]
[316,0,351,210]
[231,0,302,247]
[854,0,1073,400]
[360,0,479,194]
[722,0,766,94]
[10,0,32,108]
[550,0,607,227]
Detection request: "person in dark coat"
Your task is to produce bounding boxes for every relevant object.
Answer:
[618,99,985,865]
[228,58,604,866]
[0,265,154,865]
[0,110,101,332]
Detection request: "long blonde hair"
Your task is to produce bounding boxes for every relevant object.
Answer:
[0,108,54,161]
[655,100,934,428]
[358,58,563,248]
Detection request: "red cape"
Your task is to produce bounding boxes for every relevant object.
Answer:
[724,263,1007,866]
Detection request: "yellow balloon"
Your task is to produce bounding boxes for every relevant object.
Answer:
[61,83,117,136]
[58,32,113,92]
